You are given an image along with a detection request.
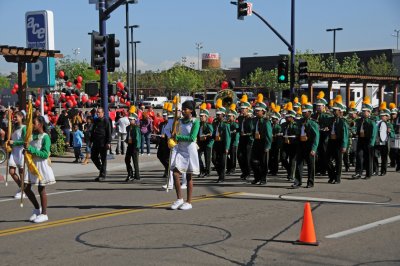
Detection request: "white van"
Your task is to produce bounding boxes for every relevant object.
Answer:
[142,96,168,108]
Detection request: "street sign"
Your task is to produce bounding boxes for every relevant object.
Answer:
[25,10,55,88]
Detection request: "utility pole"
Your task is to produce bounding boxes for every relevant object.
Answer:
[392,29,400,50]
[195,42,203,70]
[326,27,343,72]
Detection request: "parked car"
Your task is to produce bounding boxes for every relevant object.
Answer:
[142,96,168,108]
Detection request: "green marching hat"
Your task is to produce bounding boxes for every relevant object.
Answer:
[389,103,398,114]
[347,101,357,114]
[300,95,313,112]
[361,96,373,111]
[128,105,138,120]
[315,91,328,106]
[379,102,391,116]
[254,94,267,111]
[270,103,281,119]
[215,98,226,114]
[284,102,296,117]
[332,95,346,111]
[199,103,210,117]
[239,94,251,109]
[227,103,238,117]
[293,97,301,109]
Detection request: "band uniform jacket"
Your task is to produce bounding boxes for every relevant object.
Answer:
[252,117,273,151]
[297,118,320,152]
[237,115,254,142]
[212,120,231,151]
[355,117,378,147]
[197,122,214,148]
[125,124,141,150]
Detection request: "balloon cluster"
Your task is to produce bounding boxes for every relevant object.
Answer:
[113,81,131,107]
[33,90,56,113]
[11,84,19,95]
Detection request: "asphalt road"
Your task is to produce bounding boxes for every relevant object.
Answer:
[0,147,399,266]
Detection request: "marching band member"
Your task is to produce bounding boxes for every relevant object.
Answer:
[157,103,171,178]
[292,95,319,189]
[250,94,272,185]
[388,103,399,170]
[226,104,239,175]
[293,97,301,112]
[237,95,254,180]
[169,100,200,210]
[6,111,26,199]
[344,101,358,171]
[352,97,377,180]
[212,99,231,183]
[373,102,394,176]
[313,91,331,176]
[125,107,141,182]
[197,103,214,177]
[24,116,56,223]
[281,102,299,181]
[268,103,283,176]
[326,95,349,184]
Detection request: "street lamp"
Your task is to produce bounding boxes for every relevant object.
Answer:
[130,40,141,104]
[127,25,139,100]
[72,48,80,60]
[195,42,203,70]
[392,29,400,50]
[326,27,343,72]
[181,56,187,66]
[124,0,138,99]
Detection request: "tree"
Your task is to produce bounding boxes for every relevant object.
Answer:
[248,67,288,91]
[363,54,397,76]
[296,50,330,72]
[164,65,203,95]
[200,69,226,90]
[56,58,99,88]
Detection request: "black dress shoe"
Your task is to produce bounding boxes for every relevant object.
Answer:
[291,184,301,189]
[125,176,134,182]
[328,179,334,184]
[134,176,141,180]
[217,179,225,183]
[259,180,267,185]
[378,173,386,176]
[251,180,259,185]
[362,176,371,180]
[335,180,341,184]
[95,176,105,182]
[305,184,314,188]
[351,174,361,179]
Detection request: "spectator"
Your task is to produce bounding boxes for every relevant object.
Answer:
[90,107,112,181]
[139,111,152,156]
[72,124,84,163]
[56,110,71,147]
[115,111,130,155]
[82,116,93,165]
[147,106,155,121]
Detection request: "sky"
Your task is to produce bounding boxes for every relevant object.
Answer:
[0,0,399,75]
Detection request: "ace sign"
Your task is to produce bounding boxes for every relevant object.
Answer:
[26,10,55,88]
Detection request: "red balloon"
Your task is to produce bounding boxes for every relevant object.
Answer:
[206,103,212,110]
[62,102,66,108]
[66,81,72,87]
[221,81,228,90]
[76,76,83,83]
[76,83,82,89]
[67,100,73,106]
[117,82,124,90]
[13,84,19,90]
[81,95,88,103]
[11,89,17,95]
[126,101,131,107]
[35,100,40,107]
[109,96,115,103]
[117,91,122,97]
[58,70,65,78]
[119,97,125,103]
[44,106,48,113]
[95,69,101,75]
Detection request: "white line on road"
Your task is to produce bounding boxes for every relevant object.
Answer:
[325,215,400,239]
[240,192,391,205]
[0,190,83,203]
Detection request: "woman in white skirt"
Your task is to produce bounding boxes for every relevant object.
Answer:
[24,116,56,223]
[170,100,200,210]
[7,111,26,198]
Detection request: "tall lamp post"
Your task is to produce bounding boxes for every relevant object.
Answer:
[392,29,400,50]
[128,25,139,101]
[326,27,343,72]
[124,0,138,99]
[131,40,141,104]
[195,42,203,70]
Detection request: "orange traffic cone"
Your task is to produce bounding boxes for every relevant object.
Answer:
[294,202,319,246]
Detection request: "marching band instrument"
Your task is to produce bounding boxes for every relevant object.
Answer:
[389,134,400,149]
[213,89,238,109]
[5,108,11,187]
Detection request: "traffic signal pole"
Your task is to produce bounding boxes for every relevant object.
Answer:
[99,0,109,118]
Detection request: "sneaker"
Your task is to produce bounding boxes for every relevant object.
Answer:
[14,190,27,199]
[140,153,144,156]
[181,184,187,189]
[33,214,48,223]
[170,198,184,210]
[29,208,41,222]
[179,202,192,210]
[147,153,151,156]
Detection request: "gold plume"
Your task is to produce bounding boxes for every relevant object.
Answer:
[297,107,302,115]
[230,103,236,111]
[216,98,223,109]
[380,101,387,110]
[270,102,276,112]
[163,102,168,110]
[389,103,396,109]
[286,102,293,111]
[129,105,136,114]
[167,102,173,112]
[200,102,207,110]
[334,95,343,104]
[329,100,334,107]
[240,94,248,103]
[173,95,180,105]
[256,93,263,103]
[363,96,371,105]
[317,91,325,99]
[349,101,356,109]
[294,97,299,104]
[300,95,308,105]
[276,105,281,113]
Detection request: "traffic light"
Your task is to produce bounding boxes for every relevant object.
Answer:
[277,59,289,83]
[85,82,99,97]
[91,31,106,68]
[107,34,120,72]
[298,61,308,84]
[237,0,248,20]
[108,82,117,96]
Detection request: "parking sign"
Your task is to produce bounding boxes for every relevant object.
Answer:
[26,10,55,87]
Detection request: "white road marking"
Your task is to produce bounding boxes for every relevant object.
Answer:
[326,215,400,239]
[0,190,83,203]
[240,192,391,205]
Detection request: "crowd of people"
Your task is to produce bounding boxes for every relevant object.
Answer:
[2,90,400,216]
